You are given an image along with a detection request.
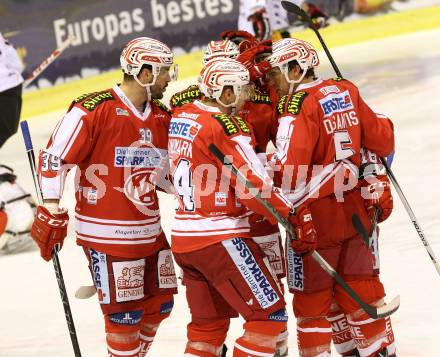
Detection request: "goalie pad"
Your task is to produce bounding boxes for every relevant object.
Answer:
[0,165,36,254]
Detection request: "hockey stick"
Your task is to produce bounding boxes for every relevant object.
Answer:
[20,121,82,357]
[208,143,399,319]
[282,0,440,277]
[280,1,342,78]
[23,36,75,88]
[381,158,440,276]
[352,209,379,248]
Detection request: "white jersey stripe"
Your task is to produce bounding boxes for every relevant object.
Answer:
[76,219,162,239]
[172,228,249,237]
[75,213,160,225]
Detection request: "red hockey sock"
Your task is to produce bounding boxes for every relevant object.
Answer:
[328,304,356,355]
[233,337,275,356]
[184,346,218,357]
[107,337,140,357]
[139,329,155,357]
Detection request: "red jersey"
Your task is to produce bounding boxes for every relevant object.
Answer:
[39,85,171,258]
[238,88,278,153]
[168,100,293,253]
[273,77,394,206]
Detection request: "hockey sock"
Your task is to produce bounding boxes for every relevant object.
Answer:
[184,346,219,357]
[107,337,140,357]
[327,305,356,355]
[233,337,275,357]
[296,316,332,356]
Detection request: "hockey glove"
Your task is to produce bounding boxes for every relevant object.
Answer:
[247,8,271,41]
[288,205,317,254]
[360,175,393,223]
[303,2,329,29]
[31,205,69,261]
[220,30,258,52]
[236,43,273,82]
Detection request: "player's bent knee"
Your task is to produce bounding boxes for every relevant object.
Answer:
[335,278,385,314]
[142,294,174,324]
[105,310,143,334]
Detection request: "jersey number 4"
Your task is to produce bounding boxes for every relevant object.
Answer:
[173,159,195,211]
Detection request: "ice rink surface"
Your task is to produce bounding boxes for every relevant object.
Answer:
[1,28,440,356]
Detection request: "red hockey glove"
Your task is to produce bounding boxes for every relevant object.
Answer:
[288,205,317,254]
[247,8,271,41]
[220,30,258,52]
[304,2,329,29]
[360,175,393,223]
[237,43,273,82]
[31,205,69,261]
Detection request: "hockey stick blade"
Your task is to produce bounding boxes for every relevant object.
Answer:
[208,143,399,319]
[75,285,96,299]
[281,1,343,78]
[281,1,311,21]
[352,214,371,248]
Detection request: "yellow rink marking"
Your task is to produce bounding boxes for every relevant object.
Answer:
[22,5,440,120]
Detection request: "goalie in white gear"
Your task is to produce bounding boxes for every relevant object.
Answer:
[0,165,36,254]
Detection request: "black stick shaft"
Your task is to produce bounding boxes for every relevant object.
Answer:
[20,121,82,356]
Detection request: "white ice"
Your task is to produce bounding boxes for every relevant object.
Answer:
[1,29,440,356]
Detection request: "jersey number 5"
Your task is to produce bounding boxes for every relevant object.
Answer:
[173,159,195,211]
[334,130,355,161]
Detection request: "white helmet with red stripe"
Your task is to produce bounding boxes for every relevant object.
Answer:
[203,40,240,65]
[198,58,250,107]
[120,37,176,87]
[268,38,319,88]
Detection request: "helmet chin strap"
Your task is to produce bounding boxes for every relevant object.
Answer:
[133,74,158,102]
[280,64,307,95]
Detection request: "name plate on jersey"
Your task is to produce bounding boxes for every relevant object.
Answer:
[114,147,165,168]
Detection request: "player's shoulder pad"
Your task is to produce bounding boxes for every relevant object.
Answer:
[211,113,251,137]
[170,85,202,108]
[152,99,171,115]
[277,91,308,115]
[75,90,115,112]
[250,88,271,105]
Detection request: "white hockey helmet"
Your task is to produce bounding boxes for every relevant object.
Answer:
[198,58,250,107]
[120,37,177,87]
[268,38,319,88]
[203,40,240,65]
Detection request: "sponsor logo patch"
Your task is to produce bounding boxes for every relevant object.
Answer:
[222,238,280,309]
[268,308,289,322]
[86,188,98,205]
[233,115,251,134]
[319,90,354,117]
[109,310,143,325]
[170,85,201,107]
[82,91,114,111]
[286,91,308,115]
[89,249,110,304]
[215,192,227,206]
[114,147,165,168]
[319,85,340,96]
[116,107,129,116]
[168,118,202,142]
[287,244,304,291]
[113,259,145,303]
[277,95,288,115]
[157,250,178,289]
[253,234,284,276]
[160,300,174,314]
[212,114,240,136]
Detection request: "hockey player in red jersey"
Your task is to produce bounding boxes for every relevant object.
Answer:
[168,58,317,357]
[267,38,396,357]
[269,39,394,356]
[30,37,178,357]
